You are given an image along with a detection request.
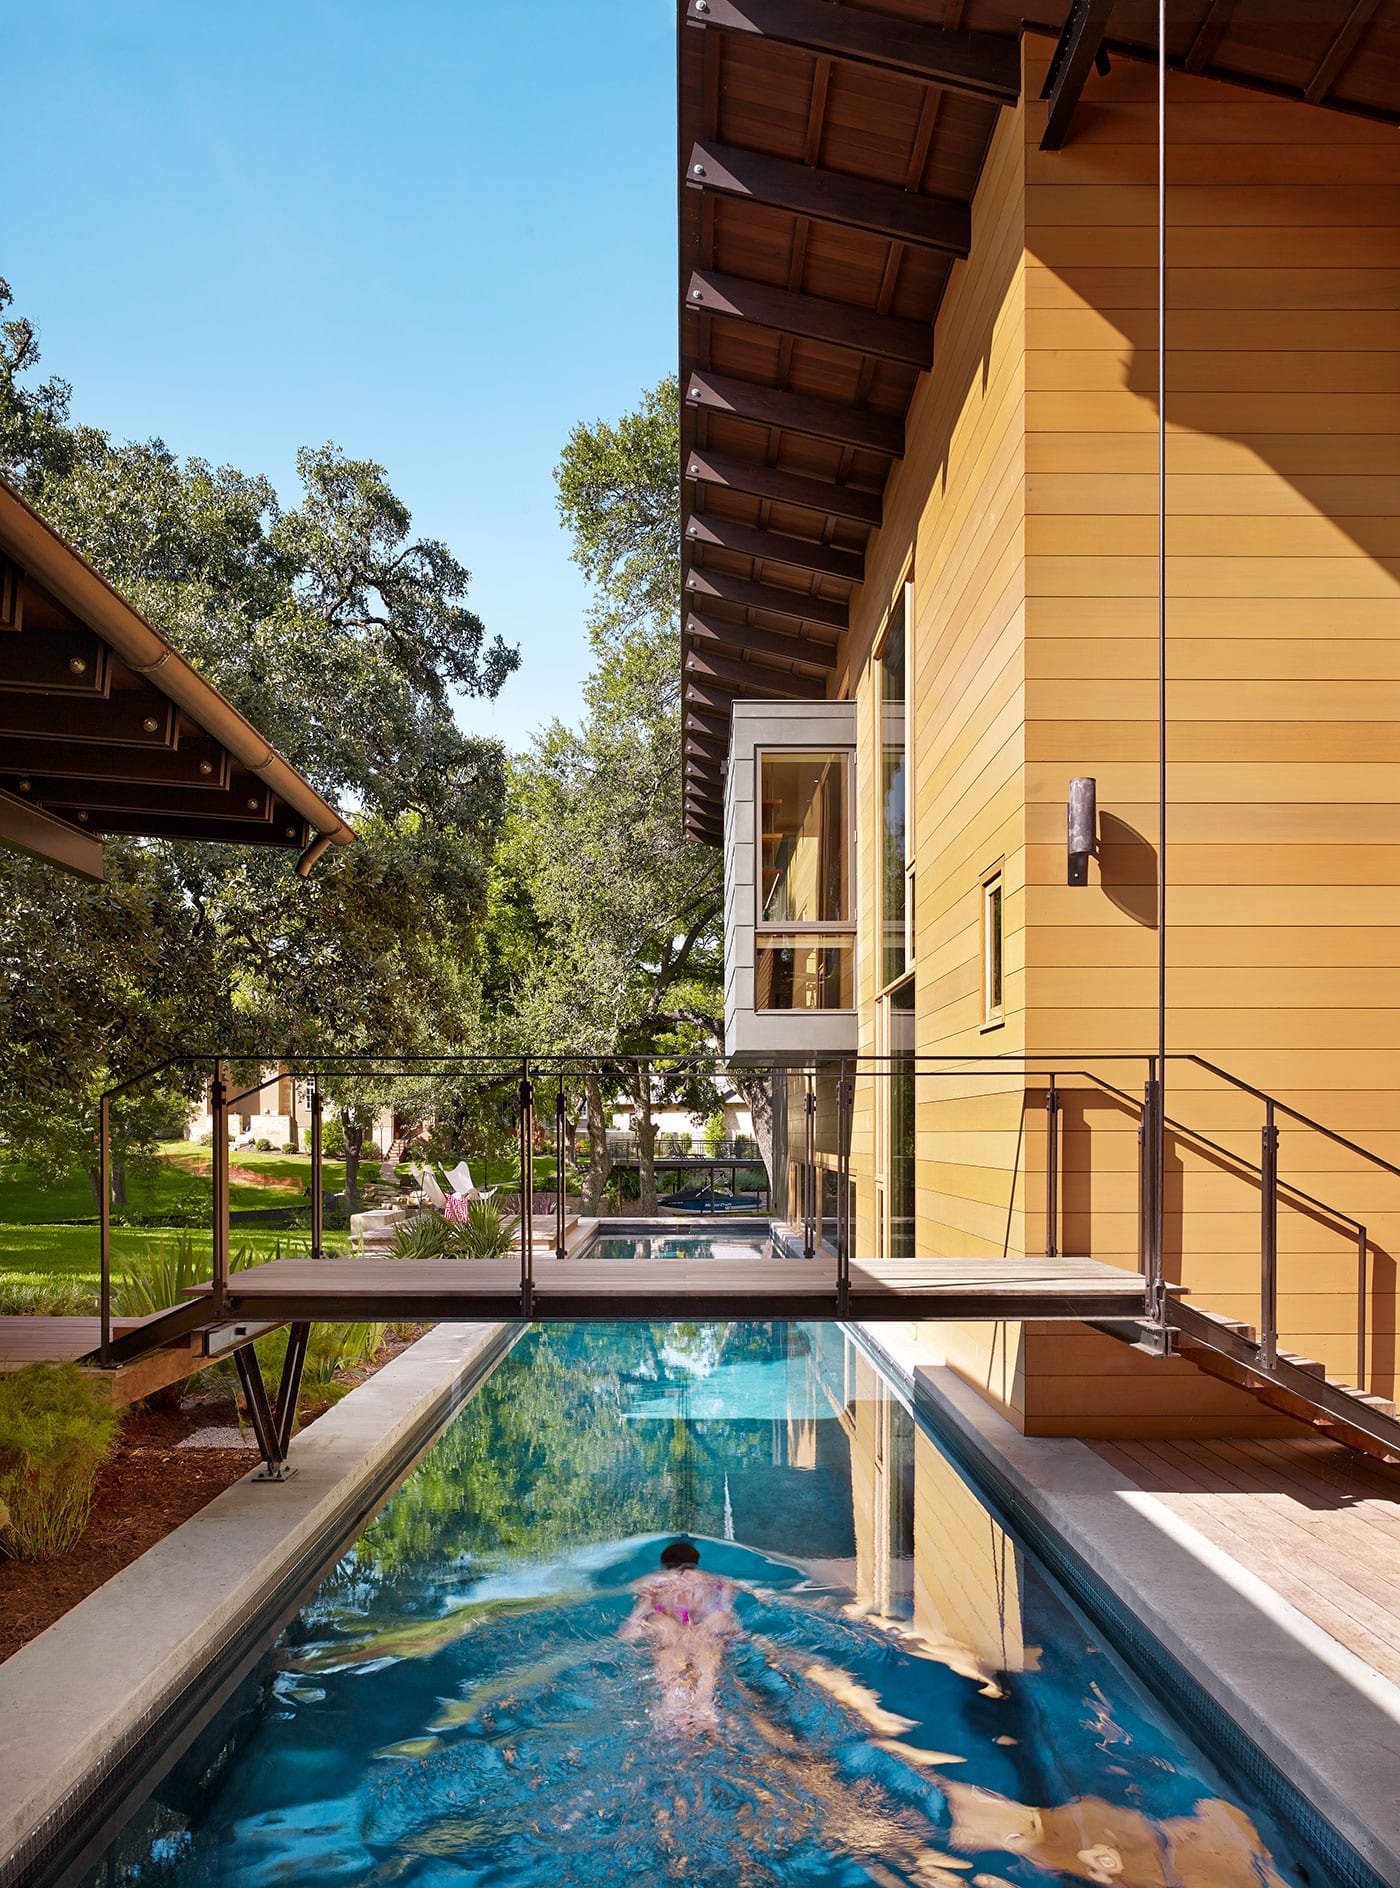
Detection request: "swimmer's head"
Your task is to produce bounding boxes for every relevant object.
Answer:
[660,1539,700,1569]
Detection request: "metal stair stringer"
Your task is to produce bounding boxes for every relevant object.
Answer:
[1168,1299,1400,1466]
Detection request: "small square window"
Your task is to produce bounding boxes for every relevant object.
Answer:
[981,871,1004,1028]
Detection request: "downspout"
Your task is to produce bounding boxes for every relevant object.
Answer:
[295,833,337,878]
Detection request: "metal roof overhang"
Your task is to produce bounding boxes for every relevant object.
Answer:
[0,476,354,881]
[677,0,1400,840]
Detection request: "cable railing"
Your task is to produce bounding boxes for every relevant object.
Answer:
[87,1048,1399,1409]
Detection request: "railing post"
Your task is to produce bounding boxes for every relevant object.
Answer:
[1260,1099,1279,1370]
[836,1059,851,1318]
[555,1079,566,1259]
[1044,1074,1060,1259]
[1357,1224,1368,1392]
[99,1092,112,1367]
[803,1070,817,1261]
[519,1060,534,1317]
[212,1058,230,1319]
[310,1074,324,1262]
[1140,1061,1164,1326]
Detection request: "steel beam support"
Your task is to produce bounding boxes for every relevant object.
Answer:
[684,0,1020,106]
[99,1094,112,1364]
[686,610,840,672]
[685,267,932,370]
[685,448,883,528]
[686,565,850,631]
[687,139,972,258]
[686,368,904,458]
[1040,0,1114,150]
[686,508,865,582]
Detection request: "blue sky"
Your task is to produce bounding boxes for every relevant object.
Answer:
[3,0,676,751]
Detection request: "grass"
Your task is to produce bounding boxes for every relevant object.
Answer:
[0,1145,349,1226]
[0,1223,349,1313]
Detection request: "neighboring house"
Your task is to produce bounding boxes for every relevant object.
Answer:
[678,9,1400,1431]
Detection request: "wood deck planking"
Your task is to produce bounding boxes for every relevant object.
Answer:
[205,1252,1148,1322]
[1094,1435,1400,1686]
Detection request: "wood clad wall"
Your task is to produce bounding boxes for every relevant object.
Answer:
[845,93,1032,1266]
[1022,48,1400,1394]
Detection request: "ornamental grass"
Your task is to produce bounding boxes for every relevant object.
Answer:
[0,1363,121,1560]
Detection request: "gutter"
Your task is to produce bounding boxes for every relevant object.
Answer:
[0,478,354,860]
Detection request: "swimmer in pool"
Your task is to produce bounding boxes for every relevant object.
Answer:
[619,1539,738,1731]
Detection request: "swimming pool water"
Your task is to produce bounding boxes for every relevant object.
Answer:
[591,1230,780,1262]
[85,1324,1341,1887]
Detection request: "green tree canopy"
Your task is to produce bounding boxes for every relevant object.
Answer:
[0,277,517,1189]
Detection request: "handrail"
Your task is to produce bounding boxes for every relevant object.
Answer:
[1071,1068,1366,1240]
[1180,1054,1400,1181]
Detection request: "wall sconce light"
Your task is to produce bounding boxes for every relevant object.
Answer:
[1067,776,1097,886]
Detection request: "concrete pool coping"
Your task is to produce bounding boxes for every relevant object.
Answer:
[0,1319,516,1886]
[860,1322,1400,1888]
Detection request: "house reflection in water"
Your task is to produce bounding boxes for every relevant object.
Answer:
[807,1327,1034,1680]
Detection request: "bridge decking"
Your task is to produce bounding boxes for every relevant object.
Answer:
[212,1251,1148,1323]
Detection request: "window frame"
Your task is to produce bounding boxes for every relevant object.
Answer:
[979,863,1005,1031]
[874,575,915,993]
[754,745,856,1013]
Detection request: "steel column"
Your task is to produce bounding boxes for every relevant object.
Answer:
[802,1070,817,1260]
[212,1058,230,1319]
[519,1061,534,1316]
[310,1074,324,1261]
[555,1081,567,1259]
[99,1093,112,1367]
[836,1060,852,1318]
[1044,1075,1060,1259]
[1141,1065,1165,1325]
[1260,1101,1279,1370]
[1357,1224,1369,1392]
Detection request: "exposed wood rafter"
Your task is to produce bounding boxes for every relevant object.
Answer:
[686,566,849,631]
[1306,0,1380,103]
[686,609,840,670]
[686,649,827,699]
[683,0,1020,106]
[685,268,933,369]
[1040,0,1114,150]
[685,449,882,528]
[685,140,971,257]
[686,369,903,457]
[686,510,864,582]
[1184,0,1237,72]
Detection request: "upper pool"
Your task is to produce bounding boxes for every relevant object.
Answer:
[590,1224,781,1263]
[85,1323,1342,1886]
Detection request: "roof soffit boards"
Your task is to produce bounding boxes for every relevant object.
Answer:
[676,0,1400,839]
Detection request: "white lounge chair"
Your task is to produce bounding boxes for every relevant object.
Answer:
[419,1166,449,1213]
[443,1159,496,1201]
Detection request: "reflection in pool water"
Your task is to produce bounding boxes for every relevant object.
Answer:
[87,1324,1332,1886]
[591,1231,780,1262]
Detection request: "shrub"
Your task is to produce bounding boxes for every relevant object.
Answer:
[282,1141,297,1154]
[704,1110,727,1154]
[0,1364,121,1559]
[0,1279,98,1316]
[450,1196,521,1260]
[391,1200,520,1262]
[391,1212,453,1261]
[321,1115,347,1158]
[255,1138,273,1153]
[114,1235,260,1317]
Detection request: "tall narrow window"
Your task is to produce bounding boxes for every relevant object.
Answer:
[885,977,916,1257]
[756,751,854,1010]
[879,590,910,989]
[981,870,1004,1028]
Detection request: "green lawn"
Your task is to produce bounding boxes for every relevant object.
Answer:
[0,1145,349,1225]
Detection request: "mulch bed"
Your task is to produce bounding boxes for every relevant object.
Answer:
[0,1323,430,1664]
[0,1401,257,1663]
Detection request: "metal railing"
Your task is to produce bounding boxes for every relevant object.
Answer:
[91,1048,1396,1406]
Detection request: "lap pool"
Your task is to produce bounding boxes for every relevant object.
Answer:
[79,1324,1349,1887]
